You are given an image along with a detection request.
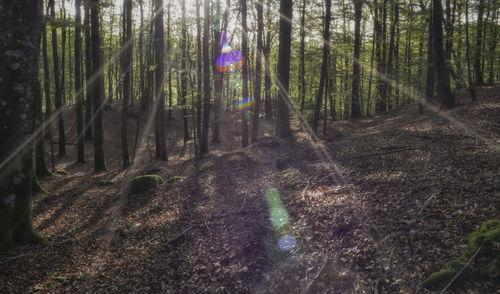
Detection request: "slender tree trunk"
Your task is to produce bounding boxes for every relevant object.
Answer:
[367,9,376,116]
[312,0,331,132]
[299,0,306,113]
[487,9,498,85]
[241,0,249,147]
[196,0,203,141]
[42,19,55,172]
[276,0,293,137]
[61,3,67,106]
[432,0,455,109]
[474,0,485,85]
[167,1,173,120]
[181,0,190,143]
[264,0,273,121]
[0,0,45,251]
[75,0,85,163]
[200,0,212,154]
[49,0,66,156]
[351,0,363,118]
[465,0,477,101]
[425,4,436,104]
[84,5,93,140]
[120,0,132,168]
[251,0,264,143]
[154,0,167,161]
[91,0,107,171]
[374,0,386,113]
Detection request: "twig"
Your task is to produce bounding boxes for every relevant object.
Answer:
[344,147,424,161]
[302,255,329,294]
[164,226,193,247]
[0,254,30,265]
[439,243,484,294]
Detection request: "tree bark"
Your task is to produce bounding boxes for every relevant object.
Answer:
[120,0,132,168]
[241,0,249,147]
[154,0,167,161]
[84,4,93,140]
[276,0,293,138]
[251,0,264,143]
[0,0,45,251]
[49,0,66,156]
[312,0,331,132]
[91,0,107,171]
[299,0,306,113]
[181,0,190,143]
[75,0,85,163]
[200,0,212,154]
[474,0,485,85]
[432,0,455,109]
[465,0,477,101]
[351,0,363,118]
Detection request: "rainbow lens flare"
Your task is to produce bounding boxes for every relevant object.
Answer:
[216,33,245,72]
[234,97,255,111]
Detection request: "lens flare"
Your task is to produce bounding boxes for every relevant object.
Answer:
[278,235,296,251]
[216,32,245,72]
[235,97,255,111]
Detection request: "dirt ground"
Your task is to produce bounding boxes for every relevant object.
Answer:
[0,86,499,293]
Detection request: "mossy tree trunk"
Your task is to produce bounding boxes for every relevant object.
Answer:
[0,0,45,251]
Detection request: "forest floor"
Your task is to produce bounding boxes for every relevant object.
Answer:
[1,85,499,293]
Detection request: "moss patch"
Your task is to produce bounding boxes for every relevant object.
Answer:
[423,219,500,291]
[124,175,164,196]
[54,168,69,175]
[166,176,184,183]
[198,161,214,173]
[135,167,162,176]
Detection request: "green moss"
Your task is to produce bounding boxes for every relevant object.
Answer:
[54,168,69,175]
[125,175,164,196]
[198,161,214,173]
[166,176,183,183]
[96,179,113,187]
[424,219,500,291]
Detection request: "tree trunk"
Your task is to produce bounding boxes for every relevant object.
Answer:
[351,0,363,118]
[425,4,436,104]
[75,0,85,163]
[154,0,167,161]
[49,0,66,156]
[241,0,249,147]
[276,0,293,138]
[167,0,173,120]
[474,0,485,85]
[120,0,132,168]
[432,0,455,109]
[312,0,331,132]
[299,0,306,113]
[84,4,93,140]
[251,0,264,143]
[465,0,477,101]
[196,0,203,142]
[91,0,107,171]
[199,0,212,154]
[0,0,45,251]
[264,0,273,121]
[181,0,190,143]
[212,0,223,144]
[42,18,55,172]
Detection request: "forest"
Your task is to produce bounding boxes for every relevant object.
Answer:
[0,0,499,292]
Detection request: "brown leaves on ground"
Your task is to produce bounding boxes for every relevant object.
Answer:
[0,85,499,293]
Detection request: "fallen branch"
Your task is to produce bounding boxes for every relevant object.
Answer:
[344,147,424,161]
[302,255,329,294]
[439,243,484,294]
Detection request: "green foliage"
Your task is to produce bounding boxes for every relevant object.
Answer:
[423,220,500,291]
